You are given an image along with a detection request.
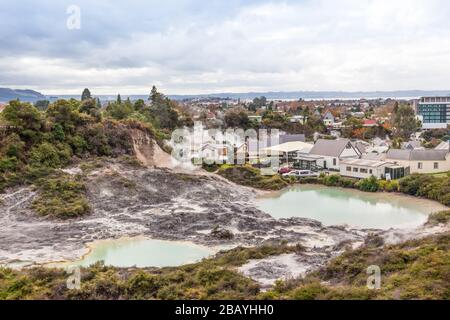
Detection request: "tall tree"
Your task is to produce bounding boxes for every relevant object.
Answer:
[81,88,92,101]
[117,94,122,104]
[149,86,164,104]
[392,105,420,139]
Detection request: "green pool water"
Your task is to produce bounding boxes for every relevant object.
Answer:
[256,185,444,230]
[64,238,217,268]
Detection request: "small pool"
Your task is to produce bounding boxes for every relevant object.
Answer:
[61,238,217,268]
[256,185,444,230]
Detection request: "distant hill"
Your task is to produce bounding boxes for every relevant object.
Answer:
[167,90,450,101]
[0,88,46,103]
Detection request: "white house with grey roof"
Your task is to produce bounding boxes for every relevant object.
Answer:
[302,139,361,171]
[340,159,408,180]
[385,149,450,174]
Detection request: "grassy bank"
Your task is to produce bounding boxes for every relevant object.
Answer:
[1,231,448,300]
[264,232,450,300]
[0,244,298,300]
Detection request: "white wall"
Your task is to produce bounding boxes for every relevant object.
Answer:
[340,164,385,179]
[317,156,339,170]
[385,156,450,174]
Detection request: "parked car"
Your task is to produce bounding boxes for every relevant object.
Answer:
[278,167,293,174]
[282,170,319,178]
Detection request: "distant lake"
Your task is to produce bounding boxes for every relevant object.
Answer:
[256,185,445,230]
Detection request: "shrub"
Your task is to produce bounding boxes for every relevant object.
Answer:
[378,180,399,192]
[320,174,358,188]
[31,173,90,219]
[357,176,379,192]
[0,157,18,173]
[217,165,289,190]
[29,142,71,169]
[398,174,450,206]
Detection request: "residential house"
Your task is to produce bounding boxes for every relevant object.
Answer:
[385,149,450,174]
[306,138,361,170]
[340,159,407,180]
[362,119,377,127]
[246,134,306,162]
[289,115,308,124]
[322,111,335,126]
[248,115,262,123]
[401,141,424,150]
[280,134,306,143]
[435,140,450,151]
[264,141,314,166]
[351,111,365,118]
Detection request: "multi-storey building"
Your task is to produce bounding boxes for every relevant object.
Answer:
[415,96,450,129]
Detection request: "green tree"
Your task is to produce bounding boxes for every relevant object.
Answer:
[149,86,164,104]
[34,100,50,111]
[1,100,42,131]
[29,142,71,168]
[225,109,250,128]
[134,99,146,111]
[46,99,84,134]
[52,123,65,142]
[392,105,420,139]
[105,101,133,120]
[81,88,92,101]
[0,133,25,160]
[117,94,122,104]
[79,99,101,121]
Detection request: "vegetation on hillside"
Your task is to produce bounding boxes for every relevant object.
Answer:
[0,87,182,194]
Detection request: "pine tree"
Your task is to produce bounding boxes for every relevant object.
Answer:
[117,94,122,104]
[81,88,92,101]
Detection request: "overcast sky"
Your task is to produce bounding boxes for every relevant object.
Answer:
[1,0,450,95]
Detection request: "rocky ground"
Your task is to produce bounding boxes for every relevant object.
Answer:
[0,158,446,287]
[0,160,367,268]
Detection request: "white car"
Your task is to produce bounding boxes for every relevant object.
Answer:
[282,170,319,178]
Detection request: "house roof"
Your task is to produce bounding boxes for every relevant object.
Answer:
[341,158,394,168]
[386,149,448,161]
[435,141,449,151]
[401,141,422,150]
[310,139,354,157]
[363,119,377,126]
[263,141,313,154]
[352,141,369,154]
[280,134,306,143]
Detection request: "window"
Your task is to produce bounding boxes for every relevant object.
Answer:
[418,162,423,169]
[369,169,373,174]
[360,168,368,174]
[434,162,439,169]
[333,158,337,166]
[346,166,351,172]
[353,168,358,172]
